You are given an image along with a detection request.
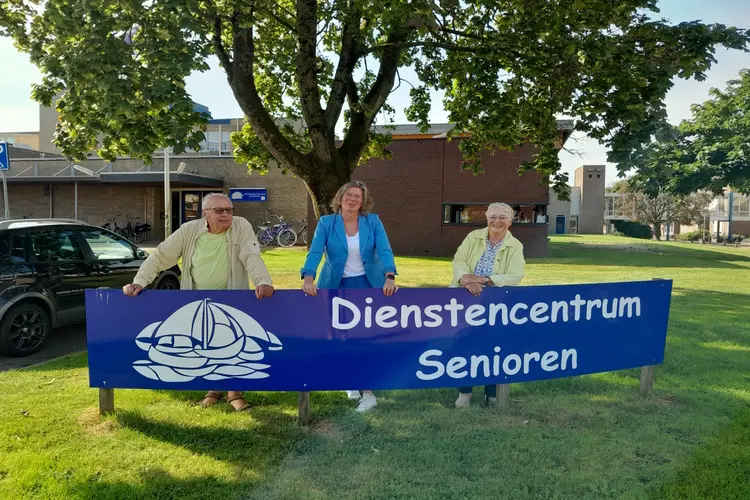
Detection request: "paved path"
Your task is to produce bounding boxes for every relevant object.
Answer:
[0,325,87,372]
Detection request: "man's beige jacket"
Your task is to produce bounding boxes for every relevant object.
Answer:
[133,217,273,290]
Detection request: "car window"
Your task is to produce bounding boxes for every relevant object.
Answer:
[0,233,8,260]
[30,229,85,262]
[10,233,28,263]
[80,229,136,260]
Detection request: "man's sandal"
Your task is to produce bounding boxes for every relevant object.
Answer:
[195,391,223,408]
[227,395,252,412]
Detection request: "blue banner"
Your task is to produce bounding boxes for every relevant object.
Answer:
[85,280,672,391]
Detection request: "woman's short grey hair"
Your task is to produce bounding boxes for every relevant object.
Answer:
[486,202,514,218]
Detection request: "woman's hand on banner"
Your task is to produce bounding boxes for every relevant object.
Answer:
[383,279,398,297]
[465,282,483,296]
[302,277,318,296]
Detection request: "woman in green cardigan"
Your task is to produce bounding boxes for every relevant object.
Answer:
[450,202,526,407]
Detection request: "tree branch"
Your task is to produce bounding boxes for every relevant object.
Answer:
[361,40,517,58]
[206,0,233,79]
[227,7,306,172]
[340,31,406,168]
[295,0,332,159]
[325,4,362,133]
[257,5,296,33]
[346,74,359,109]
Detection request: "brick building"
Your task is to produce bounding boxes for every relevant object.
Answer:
[1,156,309,242]
[308,123,574,258]
[3,96,572,256]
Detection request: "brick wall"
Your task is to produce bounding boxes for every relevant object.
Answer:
[308,138,550,258]
[731,221,750,236]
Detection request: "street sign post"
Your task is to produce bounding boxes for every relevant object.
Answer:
[0,142,10,219]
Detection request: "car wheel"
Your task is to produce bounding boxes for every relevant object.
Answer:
[0,303,51,357]
[155,275,180,290]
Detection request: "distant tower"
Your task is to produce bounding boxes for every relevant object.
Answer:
[574,165,605,234]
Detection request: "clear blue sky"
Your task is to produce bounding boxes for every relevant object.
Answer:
[1,0,748,186]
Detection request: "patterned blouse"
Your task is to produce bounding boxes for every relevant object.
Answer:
[473,237,504,277]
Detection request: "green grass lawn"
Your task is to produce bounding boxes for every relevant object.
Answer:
[1,235,749,499]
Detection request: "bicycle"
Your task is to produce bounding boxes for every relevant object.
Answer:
[256,214,298,247]
[297,217,308,245]
[103,214,149,243]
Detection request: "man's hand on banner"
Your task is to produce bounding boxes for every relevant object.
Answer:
[256,285,275,299]
[123,283,144,296]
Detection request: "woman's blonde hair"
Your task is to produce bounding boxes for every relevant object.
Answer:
[330,180,374,214]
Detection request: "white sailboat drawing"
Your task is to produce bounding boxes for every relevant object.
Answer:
[132,299,283,382]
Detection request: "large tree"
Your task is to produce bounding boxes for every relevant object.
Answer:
[622,69,750,196]
[2,1,749,217]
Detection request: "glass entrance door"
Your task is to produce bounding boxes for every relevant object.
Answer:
[182,191,202,225]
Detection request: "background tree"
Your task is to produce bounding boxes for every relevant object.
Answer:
[622,69,750,196]
[617,180,712,239]
[2,1,749,217]
[675,191,712,228]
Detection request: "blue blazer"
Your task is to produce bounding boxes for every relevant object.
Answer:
[300,213,397,289]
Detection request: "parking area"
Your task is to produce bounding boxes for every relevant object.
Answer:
[0,324,87,372]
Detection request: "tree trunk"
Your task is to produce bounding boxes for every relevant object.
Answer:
[298,155,353,219]
[652,223,662,240]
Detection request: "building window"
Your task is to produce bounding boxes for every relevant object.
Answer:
[442,203,548,225]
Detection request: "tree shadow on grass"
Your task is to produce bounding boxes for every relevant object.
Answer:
[65,468,248,500]
[112,409,294,466]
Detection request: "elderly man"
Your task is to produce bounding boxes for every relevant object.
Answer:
[123,192,274,412]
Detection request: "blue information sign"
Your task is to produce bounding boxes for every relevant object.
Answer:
[229,188,267,202]
[0,142,9,171]
[86,280,672,391]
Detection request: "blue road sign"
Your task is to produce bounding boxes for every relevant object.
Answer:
[229,188,267,202]
[0,142,9,171]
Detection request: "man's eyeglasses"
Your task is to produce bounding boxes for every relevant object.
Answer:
[205,207,234,215]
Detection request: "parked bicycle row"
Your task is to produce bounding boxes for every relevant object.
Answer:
[255,215,307,247]
[102,215,152,243]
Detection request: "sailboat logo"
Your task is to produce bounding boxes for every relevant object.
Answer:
[132,299,283,382]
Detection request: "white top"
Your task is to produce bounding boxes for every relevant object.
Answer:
[342,232,366,277]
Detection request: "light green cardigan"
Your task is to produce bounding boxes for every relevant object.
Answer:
[449,228,526,287]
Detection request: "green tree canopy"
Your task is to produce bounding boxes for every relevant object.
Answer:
[2,0,749,216]
[623,69,750,196]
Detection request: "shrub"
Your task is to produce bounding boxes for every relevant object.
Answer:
[677,230,711,242]
[612,220,653,239]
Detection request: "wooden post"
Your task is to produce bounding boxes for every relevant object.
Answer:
[639,366,654,396]
[495,384,510,411]
[99,388,115,415]
[298,391,310,425]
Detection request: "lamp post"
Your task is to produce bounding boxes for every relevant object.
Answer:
[164,147,171,237]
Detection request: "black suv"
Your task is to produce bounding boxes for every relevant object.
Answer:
[0,219,180,357]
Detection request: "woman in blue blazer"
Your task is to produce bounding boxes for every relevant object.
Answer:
[301,180,398,412]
